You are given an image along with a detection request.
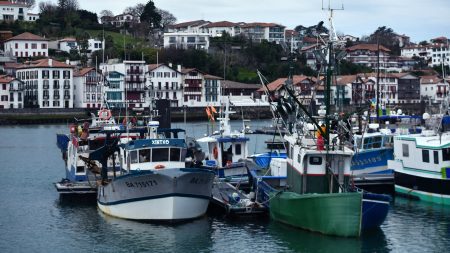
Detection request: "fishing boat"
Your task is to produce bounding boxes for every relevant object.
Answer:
[55,107,125,195]
[389,109,450,205]
[251,5,390,237]
[197,98,250,182]
[93,121,215,221]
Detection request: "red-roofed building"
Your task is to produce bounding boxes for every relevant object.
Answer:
[147,63,183,107]
[260,75,318,104]
[15,58,74,108]
[4,32,49,58]
[240,22,285,43]
[73,67,103,109]
[0,1,32,22]
[345,44,398,71]
[420,75,449,103]
[0,74,23,109]
[205,21,242,37]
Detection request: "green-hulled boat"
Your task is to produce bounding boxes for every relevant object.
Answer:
[270,192,363,237]
[267,134,363,237]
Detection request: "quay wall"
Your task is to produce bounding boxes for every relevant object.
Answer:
[0,106,274,125]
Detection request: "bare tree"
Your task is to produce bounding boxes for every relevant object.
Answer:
[39,1,57,13]
[124,3,145,17]
[58,0,79,12]
[157,8,176,30]
[99,9,114,18]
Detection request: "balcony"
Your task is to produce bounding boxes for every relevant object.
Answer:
[125,77,146,83]
[54,95,60,99]
[64,95,70,99]
[64,85,70,89]
[43,95,49,99]
[126,69,144,75]
[43,85,49,89]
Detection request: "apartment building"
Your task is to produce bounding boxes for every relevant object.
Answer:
[147,63,183,108]
[16,59,74,108]
[0,75,23,109]
[0,1,29,22]
[4,32,49,58]
[240,22,285,43]
[73,67,103,109]
[420,75,449,104]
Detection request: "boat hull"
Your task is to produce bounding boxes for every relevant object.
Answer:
[269,191,363,237]
[97,169,215,221]
[394,170,450,205]
[361,193,391,230]
[351,148,394,176]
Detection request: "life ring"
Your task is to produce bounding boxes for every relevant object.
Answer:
[98,109,112,120]
[213,146,219,159]
[154,164,165,170]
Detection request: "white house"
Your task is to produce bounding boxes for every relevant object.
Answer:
[420,75,449,104]
[16,58,74,108]
[168,20,210,33]
[87,38,103,54]
[4,32,49,58]
[58,37,78,53]
[0,1,30,22]
[73,67,103,109]
[205,21,240,37]
[147,63,183,108]
[26,13,38,21]
[240,22,285,43]
[0,74,23,109]
[163,32,210,50]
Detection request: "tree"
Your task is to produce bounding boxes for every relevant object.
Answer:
[157,9,176,30]
[124,3,145,18]
[419,40,429,46]
[368,26,400,55]
[99,10,113,18]
[140,0,161,28]
[57,0,79,12]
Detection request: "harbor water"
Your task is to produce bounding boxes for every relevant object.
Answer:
[1,121,450,252]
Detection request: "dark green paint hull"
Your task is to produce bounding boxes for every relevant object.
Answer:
[270,191,363,237]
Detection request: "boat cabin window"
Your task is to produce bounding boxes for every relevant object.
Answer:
[76,166,84,173]
[372,136,382,148]
[383,136,393,147]
[443,148,450,161]
[130,150,138,164]
[139,149,151,163]
[434,151,439,164]
[235,144,242,155]
[309,156,322,165]
[422,150,430,163]
[402,144,409,157]
[170,148,181,162]
[152,148,169,162]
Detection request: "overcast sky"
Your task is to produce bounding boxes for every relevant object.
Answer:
[43,0,449,42]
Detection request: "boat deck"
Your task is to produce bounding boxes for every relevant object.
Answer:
[209,181,267,217]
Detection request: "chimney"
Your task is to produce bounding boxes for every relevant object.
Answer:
[168,62,172,68]
[49,58,53,67]
[177,64,181,72]
[66,59,70,65]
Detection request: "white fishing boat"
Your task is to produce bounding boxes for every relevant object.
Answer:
[94,121,215,221]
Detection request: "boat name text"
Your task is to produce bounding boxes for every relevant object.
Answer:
[125,180,158,188]
[152,140,170,145]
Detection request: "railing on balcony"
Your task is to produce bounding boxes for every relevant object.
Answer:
[43,85,49,89]
[43,95,49,99]
[54,95,60,99]
[125,77,146,83]
[64,95,70,99]
[126,69,144,74]
[64,85,70,89]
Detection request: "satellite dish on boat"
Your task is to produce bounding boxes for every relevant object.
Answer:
[397,109,403,115]
[422,112,430,120]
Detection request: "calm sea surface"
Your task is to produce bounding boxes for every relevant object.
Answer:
[1,121,450,253]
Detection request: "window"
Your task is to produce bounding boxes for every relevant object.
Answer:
[402,144,409,157]
[422,150,429,163]
[170,148,181,161]
[309,156,322,165]
[31,43,37,49]
[25,43,28,49]
[235,144,242,155]
[41,43,47,49]
[434,151,439,164]
[443,148,450,161]
[130,150,138,164]
[152,148,169,162]
[139,149,151,163]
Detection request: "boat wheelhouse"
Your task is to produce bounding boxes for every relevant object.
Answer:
[389,130,450,205]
